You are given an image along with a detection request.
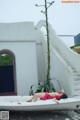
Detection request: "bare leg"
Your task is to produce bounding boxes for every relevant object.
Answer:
[27,93,45,102]
[27,94,38,102]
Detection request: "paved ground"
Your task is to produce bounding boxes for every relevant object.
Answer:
[9,111,72,120]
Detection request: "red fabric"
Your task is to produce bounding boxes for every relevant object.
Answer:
[54,95,61,100]
[40,92,61,100]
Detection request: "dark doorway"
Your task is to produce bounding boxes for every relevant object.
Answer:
[0,65,14,93]
[0,49,17,96]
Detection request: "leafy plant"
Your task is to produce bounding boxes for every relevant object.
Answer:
[0,54,13,66]
[71,45,80,54]
[29,77,62,95]
[29,81,55,95]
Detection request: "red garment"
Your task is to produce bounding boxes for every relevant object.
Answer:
[40,92,61,100]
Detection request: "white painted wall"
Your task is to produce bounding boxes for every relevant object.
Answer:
[1,20,79,97]
[49,24,80,75]
[0,21,45,95]
[0,42,38,95]
[36,43,46,82]
[48,23,80,97]
[50,46,74,96]
[37,20,80,97]
[0,22,43,42]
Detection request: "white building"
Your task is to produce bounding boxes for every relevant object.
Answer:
[0,21,80,97]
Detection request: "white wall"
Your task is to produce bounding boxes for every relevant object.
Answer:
[42,39,73,96]
[48,23,80,97]
[0,22,43,42]
[0,42,38,95]
[0,21,45,95]
[49,24,80,75]
[37,20,80,97]
[50,46,74,96]
[36,43,46,82]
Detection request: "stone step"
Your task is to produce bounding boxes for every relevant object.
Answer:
[74,81,80,86]
[74,74,80,77]
[74,90,80,96]
[74,76,80,80]
[74,85,80,90]
[67,111,80,120]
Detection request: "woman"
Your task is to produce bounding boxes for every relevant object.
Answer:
[27,89,68,103]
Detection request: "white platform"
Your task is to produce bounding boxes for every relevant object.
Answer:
[0,96,80,111]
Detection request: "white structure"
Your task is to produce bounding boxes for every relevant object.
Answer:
[0,22,45,95]
[0,96,80,111]
[0,21,80,97]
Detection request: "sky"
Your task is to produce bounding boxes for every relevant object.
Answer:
[0,0,80,46]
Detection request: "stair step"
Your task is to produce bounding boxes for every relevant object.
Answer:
[74,91,80,96]
[74,75,80,78]
[74,81,80,85]
[77,75,80,77]
[74,88,80,90]
[73,71,80,75]
[74,87,80,90]
[65,62,71,66]
[74,78,80,81]
[57,50,80,86]
[74,83,80,87]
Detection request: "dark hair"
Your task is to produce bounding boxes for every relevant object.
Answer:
[61,93,68,99]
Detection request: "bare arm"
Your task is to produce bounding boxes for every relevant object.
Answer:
[52,98,59,104]
[61,89,64,93]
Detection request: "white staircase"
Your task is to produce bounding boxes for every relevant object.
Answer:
[48,23,80,97]
[54,47,80,96]
[38,20,80,97]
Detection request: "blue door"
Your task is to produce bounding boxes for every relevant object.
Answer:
[0,65,15,95]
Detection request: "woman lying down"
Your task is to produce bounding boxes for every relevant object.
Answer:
[27,89,68,103]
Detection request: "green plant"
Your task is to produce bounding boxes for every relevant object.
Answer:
[29,78,62,95]
[29,0,55,95]
[71,45,80,54]
[29,80,55,95]
[0,54,13,66]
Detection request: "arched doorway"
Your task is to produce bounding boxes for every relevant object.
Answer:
[0,49,17,95]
